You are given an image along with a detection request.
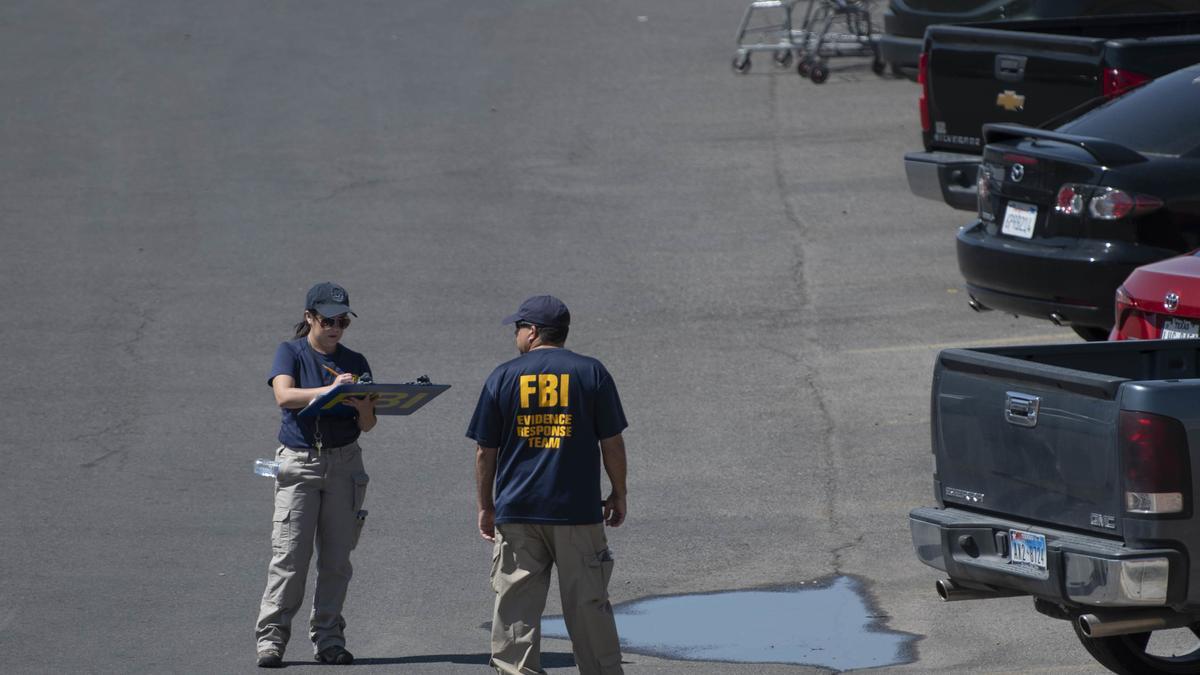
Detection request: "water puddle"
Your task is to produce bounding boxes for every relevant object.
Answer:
[543,576,918,671]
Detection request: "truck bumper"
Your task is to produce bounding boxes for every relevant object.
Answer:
[904,151,979,211]
[910,506,1184,608]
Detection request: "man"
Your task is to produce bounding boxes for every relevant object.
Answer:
[467,295,628,675]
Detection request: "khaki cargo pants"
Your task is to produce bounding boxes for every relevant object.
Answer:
[255,443,369,656]
[490,523,623,675]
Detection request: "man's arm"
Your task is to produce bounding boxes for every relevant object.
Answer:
[475,445,498,541]
[600,434,627,527]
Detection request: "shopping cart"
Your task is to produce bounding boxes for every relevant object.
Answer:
[732,0,883,83]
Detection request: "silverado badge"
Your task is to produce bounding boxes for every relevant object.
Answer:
[996,90,1025,112]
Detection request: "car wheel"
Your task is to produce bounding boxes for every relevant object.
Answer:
[1072,325,1110,342]
[1073,618,1200,674]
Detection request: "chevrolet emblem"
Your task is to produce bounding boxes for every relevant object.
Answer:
[997,90,1025,112]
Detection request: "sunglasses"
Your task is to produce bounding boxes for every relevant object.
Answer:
[514,322,534,335]
[314,314,352,329]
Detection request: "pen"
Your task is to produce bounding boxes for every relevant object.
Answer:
[322,364,341,379]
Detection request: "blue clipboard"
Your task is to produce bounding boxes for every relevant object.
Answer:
[298,383,451,418]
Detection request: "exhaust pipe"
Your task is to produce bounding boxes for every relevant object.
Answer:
[1078,610,1198,639]
[1049,312,1065,326]
[936,578,1025,602]
[967,295,991,313]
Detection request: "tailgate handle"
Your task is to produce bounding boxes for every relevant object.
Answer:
[1005,392,1040,428]
[995,55,1026,83]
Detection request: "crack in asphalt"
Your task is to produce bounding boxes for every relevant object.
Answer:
[74,419,135,469]
[315,177,390,202]
[767,75,841,564]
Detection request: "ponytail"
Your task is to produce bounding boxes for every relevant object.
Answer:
[292,312,311,339]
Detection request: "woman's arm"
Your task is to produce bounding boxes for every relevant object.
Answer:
[271,373,354,409]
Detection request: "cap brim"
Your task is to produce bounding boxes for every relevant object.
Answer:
[501,312,524,325]
[312,302,356,318]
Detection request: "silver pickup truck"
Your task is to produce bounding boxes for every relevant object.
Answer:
[910,340,1200,674]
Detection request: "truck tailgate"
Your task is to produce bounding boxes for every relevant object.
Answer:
[933,348,1126,535]
[925,26,1104,154]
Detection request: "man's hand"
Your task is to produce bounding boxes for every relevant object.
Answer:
[478,508,496,542]
[603,492,626,527]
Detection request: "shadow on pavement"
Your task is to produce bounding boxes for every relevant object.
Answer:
[278,652,577,667]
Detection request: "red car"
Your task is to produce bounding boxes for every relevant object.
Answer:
[1111,250,1200,340]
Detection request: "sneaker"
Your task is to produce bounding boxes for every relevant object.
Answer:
[315,645,354,665]
[256,650,283,668]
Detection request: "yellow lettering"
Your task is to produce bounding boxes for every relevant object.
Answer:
[560,374,569,407]
[519,375,537,409]
[538,374,558,407]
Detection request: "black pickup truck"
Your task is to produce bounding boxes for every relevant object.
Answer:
[905,12,1200,211]
[911,340,1200,673]
[881,0,1200,75]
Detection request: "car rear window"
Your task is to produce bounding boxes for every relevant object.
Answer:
[1059,66,1200,157]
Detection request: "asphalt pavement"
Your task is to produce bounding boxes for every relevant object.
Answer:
[0,1,1102,673]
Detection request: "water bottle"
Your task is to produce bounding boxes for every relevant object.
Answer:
[254,458,281,478]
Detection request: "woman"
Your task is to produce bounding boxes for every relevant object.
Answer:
[255,282,376,668]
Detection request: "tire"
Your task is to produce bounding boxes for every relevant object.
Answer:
[872,58,885,76]
[796,58,811,77]
[809,61,829,84]
[731,52,751,74]
[1072,325,1110,342]
[1072,618,1200,674]
[773,49,793,69]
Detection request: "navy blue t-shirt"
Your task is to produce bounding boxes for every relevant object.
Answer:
[269,338,372,449]
[466,348,628,525]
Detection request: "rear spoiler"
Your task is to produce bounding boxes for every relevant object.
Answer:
[983,123,1147,167]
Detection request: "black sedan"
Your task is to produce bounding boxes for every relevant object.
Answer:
[957,62,1200,341]
[882,0,1200,76]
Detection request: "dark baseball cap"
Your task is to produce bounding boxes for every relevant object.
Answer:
[306,282,357,317]
[502,295,570,328]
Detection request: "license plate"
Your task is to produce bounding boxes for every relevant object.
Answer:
[1009,529,1047,570]
[1001,202,1037,239]
[1161,317,1200,340]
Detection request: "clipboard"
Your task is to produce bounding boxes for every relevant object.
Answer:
[298,382,451,418]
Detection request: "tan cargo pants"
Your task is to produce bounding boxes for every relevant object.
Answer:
[490,523,623,675]
[255,443,369,656]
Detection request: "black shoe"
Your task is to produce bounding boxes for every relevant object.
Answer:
[315,645,354,665]
[256,650,284,668]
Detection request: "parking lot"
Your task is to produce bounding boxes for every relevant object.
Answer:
[0,0,1108,672]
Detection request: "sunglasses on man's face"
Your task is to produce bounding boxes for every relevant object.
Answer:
[514,322,534,336]
[315,314,351,329]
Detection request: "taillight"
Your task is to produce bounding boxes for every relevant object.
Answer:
[1090,188,1163,220]
[918,51,930,133]
[1113,285,1151,340]
[976,166,990,210]
[1054,184,1163,220]
[1121,410,1190,515]
[1089,188,1135,219]
[1115,285,1132,308]
[1055,184,1088,215]
[1103,68,1151,99]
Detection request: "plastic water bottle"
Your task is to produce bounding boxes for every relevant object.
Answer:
[254,458,281,478]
